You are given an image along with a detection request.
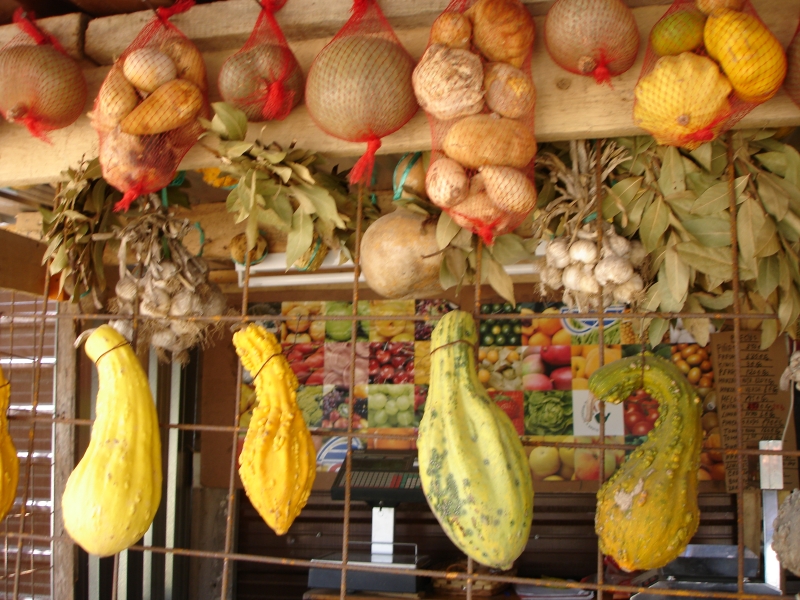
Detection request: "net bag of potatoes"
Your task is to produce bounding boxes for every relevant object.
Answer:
[414,0,537,245]
[218,0,303,122]
[633,0,786,150]
[91,0,209,211]
[0,9,87,141]
[304,0,418,186]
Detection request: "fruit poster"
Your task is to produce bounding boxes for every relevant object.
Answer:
[238,301,728,483]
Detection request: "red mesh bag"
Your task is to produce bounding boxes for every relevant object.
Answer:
[416,0,537,245]
[92,0,209,211]
[544,0,640,85]
[0,9,87,141]
[218,0,303,122]
[633,0,787,149]
[785,20,800,109]
[304,0,418,186]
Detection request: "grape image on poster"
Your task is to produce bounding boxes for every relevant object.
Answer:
[571,389,624,436]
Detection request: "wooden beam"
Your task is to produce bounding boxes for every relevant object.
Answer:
[0,12,88,60]
[0,0,798,189]
[0,228,46,296]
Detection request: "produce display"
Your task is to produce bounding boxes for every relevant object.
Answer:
[416,0,538,244]
[304,0,418,185]
[0,366,18,522]
[233,324,316,535]
[217,0,303,121]
[590,353,702,571]
[0,9,87,140]
[92,2,208,211]
[418,310,533,570]
[544,0,639,84]
[62,326,162,557]
[634,0,786,148]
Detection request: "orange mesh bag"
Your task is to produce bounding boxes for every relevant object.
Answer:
[218,0,303,122]
[0,9,87,141]
[91,0,209,212]
[544,0,640,85]
[633,0,786,149]
[304,0,418,186]
[785,19,800,109]
[416,0,537,245]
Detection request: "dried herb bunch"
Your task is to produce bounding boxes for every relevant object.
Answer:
[41,158,120,311]
[201,102,378,269]
[111,195,228,364]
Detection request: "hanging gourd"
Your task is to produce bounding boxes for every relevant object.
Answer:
[304,0,418,186]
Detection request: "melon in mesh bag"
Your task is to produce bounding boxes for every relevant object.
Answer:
[544,0,640,85]
[218,0,303,122]
[0,9,87,141]
[634,0,786,149]
[415,0,537,245]
[91,0,209,211]
[304,0,418,186]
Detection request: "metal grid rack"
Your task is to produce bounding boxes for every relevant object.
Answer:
[0,134,797,600]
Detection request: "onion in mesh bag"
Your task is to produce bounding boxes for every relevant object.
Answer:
[544,0,639,84]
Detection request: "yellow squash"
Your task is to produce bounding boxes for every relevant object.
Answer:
[590,353,702,571]
[62,325,162,557]
[232,324,316,535]
[418,310,533,570]
[704,9,787,103]
[0,366,19,521]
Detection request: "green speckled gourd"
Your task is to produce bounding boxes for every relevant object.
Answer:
[418,310,533,570]
[589,352,702,571]
[62,325,162,557]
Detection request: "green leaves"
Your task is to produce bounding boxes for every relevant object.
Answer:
[639,196,670,252]
[207,102,248,141]
[675,242,733,280]
[285,209,314,268]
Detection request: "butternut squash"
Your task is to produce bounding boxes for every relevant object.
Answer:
[62,325,162,557]
[0,366,19,522]
[589,353,702,571]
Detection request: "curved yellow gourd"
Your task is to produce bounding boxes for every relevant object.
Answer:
[418,310,533,570]
[590,353,702,571]
[0,366,19,521]
[232,324,316,535]
[704,9,787,104]
[62,325,162,557]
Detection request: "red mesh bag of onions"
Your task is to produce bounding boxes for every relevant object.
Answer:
[415,0,538,245]
[633,0,786,149]
[304,0,418,186]
[784,20,800,109]
[544,0,640,85]
[0,9,87,141]
[91,0,209,212]
[218,0,303,122]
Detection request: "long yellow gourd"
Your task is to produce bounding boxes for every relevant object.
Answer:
[418,310,533,570]
[62,325,162,557]
[0,365,19,521]
[232,324,316,535]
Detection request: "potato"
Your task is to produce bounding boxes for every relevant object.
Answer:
[94,66,139,131]
[159,36,207,91]
[430,12,472,49]
[100,127,177,197]
[123,48,177,93]
[426,157,469,208]
[484,62,536,119]
[360,208,443,299]
[120,79,203,136]
[442,114,536,169]
[449,189,513,237]
[412,44,484,121]
[481,165,537,214]
[467,0,535,67]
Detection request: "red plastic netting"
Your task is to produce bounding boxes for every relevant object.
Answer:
[304,0,418,186]
[634,0,787,150]
[544,0,640,86]
[92,0,209,212]
[416,0,537,245]
[785,19,800,109]
[0,9,87,141]
[218,0,303,122]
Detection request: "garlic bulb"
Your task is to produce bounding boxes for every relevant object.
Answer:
[612,273,644,304]
[562,264,584,290]
[628,240,647,268]
[604,232,631,258]
[541,265,564,289]
[578,274,600,295]
[569,239,598,264]
[594,256,634,286]
[545,238,571,269]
